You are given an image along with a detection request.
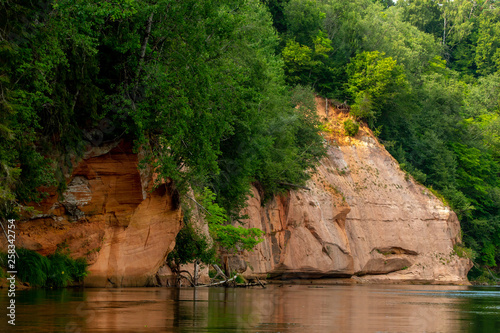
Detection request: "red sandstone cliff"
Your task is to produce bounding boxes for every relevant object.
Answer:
[229,99,472,284]
[1,100,472,286]
[3,141,182,287]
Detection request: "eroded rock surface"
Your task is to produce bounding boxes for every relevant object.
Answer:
[235,102,471,284]
[3,141,182,287]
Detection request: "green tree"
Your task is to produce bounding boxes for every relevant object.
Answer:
[282,32,333,85]
[0,1,327,266]
[261,0,290,33]
[198,187,263,254]
[475,6,500,75]
[284,0,325,45]
[398,0,443,40]
[346,51,407,123]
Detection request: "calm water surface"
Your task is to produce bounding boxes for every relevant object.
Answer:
[1,284,500,332]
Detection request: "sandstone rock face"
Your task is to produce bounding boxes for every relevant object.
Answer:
[4,141,182,287]
[239,185,353,279]
[236,103,472,284]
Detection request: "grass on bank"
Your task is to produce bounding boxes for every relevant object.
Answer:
[0,247,88,288]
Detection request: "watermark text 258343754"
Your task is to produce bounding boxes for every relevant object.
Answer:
[5,219,17,326]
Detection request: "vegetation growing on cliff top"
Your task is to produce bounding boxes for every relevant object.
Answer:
[1,0,500,279]
[264,0,500,278]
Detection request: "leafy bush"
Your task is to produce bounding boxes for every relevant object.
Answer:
[350,91,374,121]
[46,251,88,288]
[235,274,246,284]
[0,248,88,288]
[167,221,216,267]
[169,187,265,269]
[199,187,264,253]
[16,248,50,287]
[453,244,476,260]
[45,252,73,288]
[343,119,359,137]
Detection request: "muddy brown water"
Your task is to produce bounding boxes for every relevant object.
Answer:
[1,284,500,332]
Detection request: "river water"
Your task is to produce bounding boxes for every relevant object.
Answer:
[1,284,500,332]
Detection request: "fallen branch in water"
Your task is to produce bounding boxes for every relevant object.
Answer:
[178,270,195,287]
[255,277,266,289]
[197,275,237,287]
[211,264,228,281]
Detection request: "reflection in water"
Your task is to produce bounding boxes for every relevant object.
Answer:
[1,284,500,332]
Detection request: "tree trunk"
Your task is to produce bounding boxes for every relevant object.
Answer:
[443,15,447,46]
[133,12,154,100]
[193,259,199,286]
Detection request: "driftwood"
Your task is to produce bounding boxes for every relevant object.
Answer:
[211,264,228,281]
[333,100,350,112]
[178,270,195,287]
[255,277,266,289]
[235,281,266,288]
[173,263,267,288]
[197,275,237,287]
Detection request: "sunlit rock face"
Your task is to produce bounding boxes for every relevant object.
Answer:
[5,141,182,287]
[235,100,472,284]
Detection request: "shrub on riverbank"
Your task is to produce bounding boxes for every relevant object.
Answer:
[0,248,88,288]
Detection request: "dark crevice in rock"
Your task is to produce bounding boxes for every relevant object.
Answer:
[372,247,418,256]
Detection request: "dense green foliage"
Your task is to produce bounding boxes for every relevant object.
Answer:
[1,0,325,267]
[169,187,264,267]
[343,119,360,137]
[198,187,264,253]
[263,0,500,277]
[167,220,216,268]
[0,248,88,288]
